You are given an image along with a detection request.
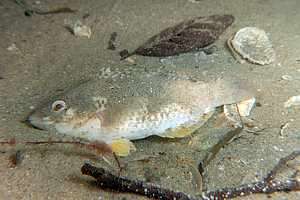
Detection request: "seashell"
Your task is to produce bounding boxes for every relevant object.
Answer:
[223,97,256,128]
[281,75,293,81]
[66,20,92,38]
[228,27,275,65]
[236,97,256,116]
[284,95,300,108]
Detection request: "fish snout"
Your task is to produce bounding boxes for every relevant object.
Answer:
[24,112,49,130]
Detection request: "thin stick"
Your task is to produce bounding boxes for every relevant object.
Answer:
[0,138,121,170]
[264,150,300,182]
[0,138,111,154]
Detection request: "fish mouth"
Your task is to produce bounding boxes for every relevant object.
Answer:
[24,112,50,131]
[22,116,45,130]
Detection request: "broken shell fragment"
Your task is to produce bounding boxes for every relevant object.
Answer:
[223,103,243,128]
[223,97,256,127]
[228,27,275,65]
[236,97,256,117]
[284,95,300,108]
[71,20,92,38]
[281,75,293,81]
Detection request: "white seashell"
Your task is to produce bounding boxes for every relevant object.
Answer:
[72,20,92,38]
[229,27,275,65]
[7,43,18,51]
[281,75,293,81]
[237,97,256,117]
[223,98,256,128]
[284,95,300,108]
[224,103,243,128]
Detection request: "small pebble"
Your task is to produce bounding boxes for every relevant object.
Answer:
[7,43,18,51]
[125,57,136,64]
[218,165,225,171]
[280,122,289,136]
[281,75,293,81]
[273,146,283,152]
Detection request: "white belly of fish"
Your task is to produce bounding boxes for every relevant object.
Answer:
[118,110,196,140]
[104,103,214,141]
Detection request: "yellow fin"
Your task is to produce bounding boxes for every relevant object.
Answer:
[161,111,214,138]
[110,139,136,157]
[161,125,199,138]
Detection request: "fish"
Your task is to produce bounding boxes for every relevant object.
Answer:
[27,72,253,156]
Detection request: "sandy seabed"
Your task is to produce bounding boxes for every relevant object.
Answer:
[1,0,300,199]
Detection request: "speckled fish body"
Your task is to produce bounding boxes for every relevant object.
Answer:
[28,71,253,156]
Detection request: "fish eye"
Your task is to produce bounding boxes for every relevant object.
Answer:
[51,100,66,112]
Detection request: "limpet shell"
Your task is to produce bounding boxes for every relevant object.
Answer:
[229,27,275,65]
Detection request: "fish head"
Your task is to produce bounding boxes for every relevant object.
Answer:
[27,88,106,138]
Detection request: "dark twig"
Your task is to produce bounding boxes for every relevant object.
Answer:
[81,151,300,200]
[81,163,199,200]
[14,0,76,16]
[204,179,299,199]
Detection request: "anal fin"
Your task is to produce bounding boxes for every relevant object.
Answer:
[160,111,214,138]
[161,126,197,138]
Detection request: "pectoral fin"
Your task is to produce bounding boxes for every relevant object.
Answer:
[110,139,136,157]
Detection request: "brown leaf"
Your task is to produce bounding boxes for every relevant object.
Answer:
[131,14,234,57]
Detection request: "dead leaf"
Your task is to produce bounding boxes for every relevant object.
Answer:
[128,14,234,58]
